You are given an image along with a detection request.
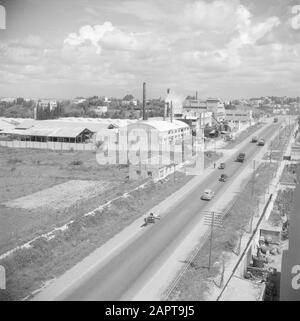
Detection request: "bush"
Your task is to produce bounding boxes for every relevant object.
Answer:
[7,158,22,165]
[70,160,83,166]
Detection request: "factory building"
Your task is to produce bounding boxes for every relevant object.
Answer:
[225,109,253,123]
[1,126,94,143]
[126,119,192,180]
[180,112,213,131]
[0,118,136,149]
[182,97,225,122]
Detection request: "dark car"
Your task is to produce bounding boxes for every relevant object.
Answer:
[218,162,225,169]
[236,153,246,162]
[258,139,265,146]
[219,174,228,182]
[251,136,258,143]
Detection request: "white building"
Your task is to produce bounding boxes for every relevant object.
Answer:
[180,112,212,130]
[126,119,192,180]
[182,98,225,122]
[93,106,108,115]
[225,109,253,123]
[121,99,138,106]
[73,98,87,104]
[206,98,226,121]
[183,99,207,114]
[127,119,190,145]
[37,99,57,111]
[0,97,16,103]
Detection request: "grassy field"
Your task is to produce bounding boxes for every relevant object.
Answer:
[0,146,142,254]
[0,145,221,300]
[280,163,299,184]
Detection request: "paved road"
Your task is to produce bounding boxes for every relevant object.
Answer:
[50,122,281,300]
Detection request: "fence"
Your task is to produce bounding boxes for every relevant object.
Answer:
[0,139,96,151]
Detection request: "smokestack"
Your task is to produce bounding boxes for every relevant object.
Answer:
[143,82,147,120]
[34,102,38,120]
[34,105,37,120]
[196,91,198,100]
[170,101,173,123]
[164,88,170,121]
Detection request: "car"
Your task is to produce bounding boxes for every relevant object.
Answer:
[258,139,265,146]
[218,162,226,169]
[251,136,258,143]
[201,189,215,200]
[236,152,246,162]
[219,174,228,182]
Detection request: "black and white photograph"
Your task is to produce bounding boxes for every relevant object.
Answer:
[0,0,300,308]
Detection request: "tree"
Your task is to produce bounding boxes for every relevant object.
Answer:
[123,94,134,101]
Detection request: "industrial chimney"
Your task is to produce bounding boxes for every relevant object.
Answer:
[142,82,147,120]
[33,104,37,120]
[170,101,173,123]
[164,88,170,120]
[196,91,198,100]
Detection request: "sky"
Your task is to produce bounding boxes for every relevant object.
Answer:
[0,0,300,100]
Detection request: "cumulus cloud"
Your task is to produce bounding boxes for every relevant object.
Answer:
[64,21,168,55]
[182,2,280,69]
[0,0,292,98]
[183,0,242,33]
[64,22,115,54]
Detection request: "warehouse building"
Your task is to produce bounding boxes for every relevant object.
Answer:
[1,126,94,143]
[182,98,225,122]
[125,119,192,180]
[0,118,137,149]
[225,109,253,123]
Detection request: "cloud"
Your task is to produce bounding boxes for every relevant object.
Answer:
[64,22,115,54]
[113,1,166,21]
[181,2,280,69]
[64,21,168,55]
[0,0,295,99]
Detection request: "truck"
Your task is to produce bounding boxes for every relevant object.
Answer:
[236,152,246,162]
[251,136,258,143]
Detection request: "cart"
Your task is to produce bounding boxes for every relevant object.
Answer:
[144,213,160,225]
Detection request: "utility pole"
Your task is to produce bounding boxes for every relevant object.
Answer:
[248,159,256,233]
[251,159,256,198]
[173,162,176,182]
[204,211,223,270]
[209,211,214,270]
